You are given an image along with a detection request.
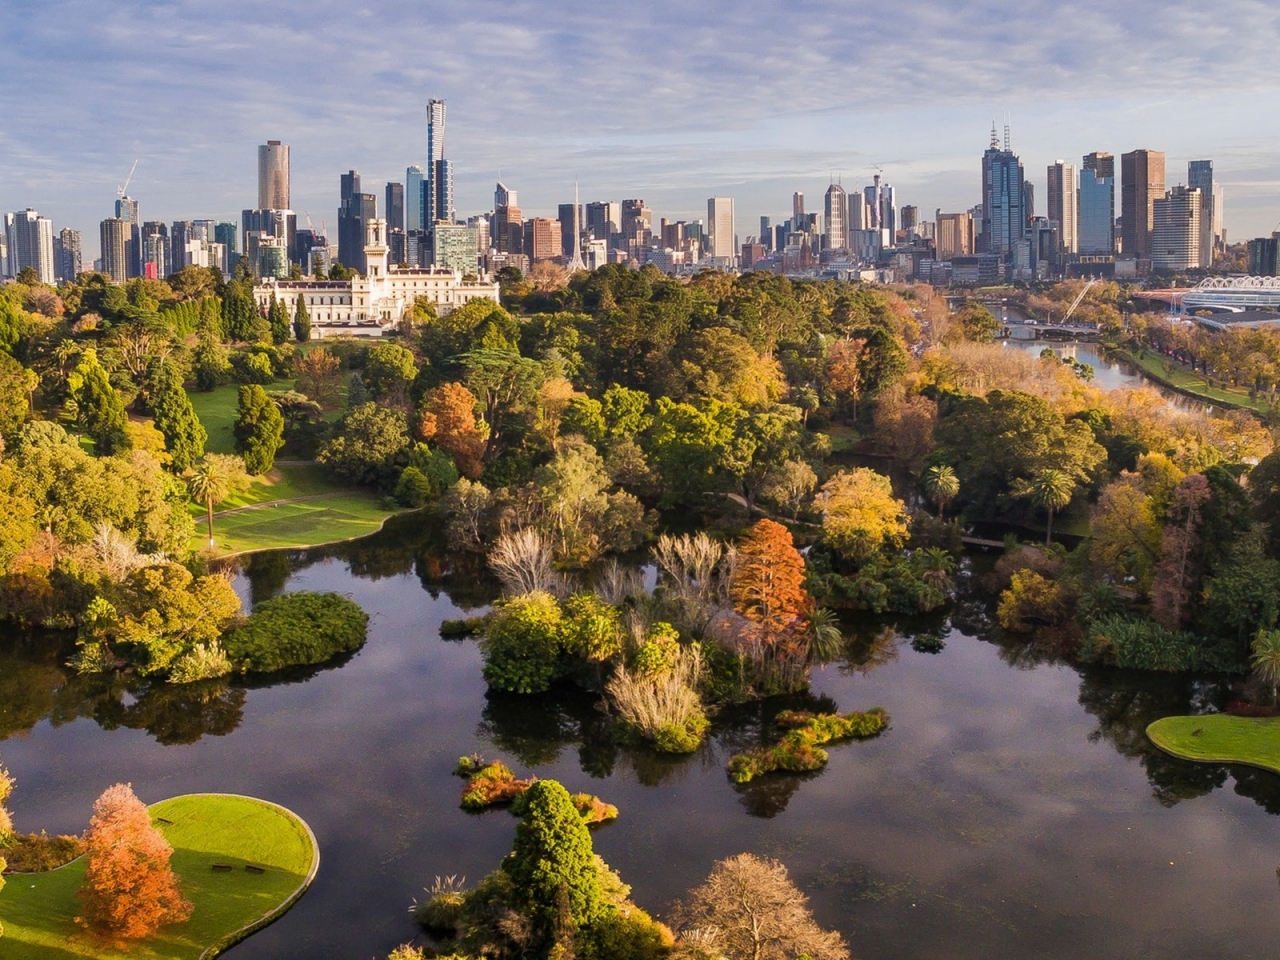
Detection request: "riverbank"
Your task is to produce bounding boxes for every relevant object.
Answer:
[1109,345,1274,415]
[1146,714,1280,775]
[1,793,319,960]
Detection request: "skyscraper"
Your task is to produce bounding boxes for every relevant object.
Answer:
[55,227,81,282]
[558,201,583,259]
[935,212,975,260]
[526,218,562,263]
[759,216,772,252]
[100,218,130,284]
[1078,168,1115,255]
[1121,149,1165,260]
[1047,161,1079,255]
[214,221,239,272]
[1152,185,1200,271]
[880,181,898,239]
[792,192,804,226]
[338,171,375,273]
[115,195,140,278]
[980,125,1026,261]
[258,141,290,210]
[1083,151,1115,180]
[386,182,405,233]
[425,99,446,230]
[406,166,425,232]
[823,183,848,251]
[433,159,454,224]
[1187,160,1222,269]
[495,181,517,211]
[707,197,735,267]
[4,209,55,283]
[586,201,620,244]
[140,221,169,278]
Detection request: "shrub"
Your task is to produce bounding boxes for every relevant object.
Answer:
[607,643,709,754]
[413,875,469,933]
[0,831,86,872]
[460,761,532,810]
[480,592,566,693]
[222,592,368,673]
[440,617,486,638]
[231,350,275,385]
[996,570,1068,633]
[727,708,889,784]
[166,640,231,683]
[580,908,674,960]
[1078,615,1242,673]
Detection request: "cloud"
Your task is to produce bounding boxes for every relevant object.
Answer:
[4,0,1280,253]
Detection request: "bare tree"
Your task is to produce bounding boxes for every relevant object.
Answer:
[671,853,849,960]
[488,528,564,596]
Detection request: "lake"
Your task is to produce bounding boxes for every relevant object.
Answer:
[2,517,1277,959]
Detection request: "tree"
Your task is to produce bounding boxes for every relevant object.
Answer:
[417,382,487,479]
[819,468,910,561]
[760,459,817,519]
[671,853,849,960]
[1151,474,1212,630]
[68,349,131,455]
[921,464,960,520]
[293,295,311,342]
[294,346,341,407]
[502,779,603,951]
[363,342,419,406]
[76,783,192,939]
[0,353,34,438]
[149,362,207,470]
[220,288,260,342]
[187,454,250,547]
[0,757,13,841]
[1088,476,1162,593]
[1017,468,1076,545]
[267,294,291,344]
[234,384,285,475]
[731,520,810,640]
[1252,629,1280,704]
[317,402,410,487]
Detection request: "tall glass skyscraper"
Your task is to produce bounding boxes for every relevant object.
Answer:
[425,99,446,230]
[1078,170,1115,255]
[406,165,425,232]
[980,127,1025,260]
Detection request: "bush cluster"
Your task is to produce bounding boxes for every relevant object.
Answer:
[727,708,889,784]
[1078,616,1242,673]
[222,591,369,673]
[457,758,618,825]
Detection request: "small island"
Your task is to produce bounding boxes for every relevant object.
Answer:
[2,793,319,960]
[1146,715,1280,775]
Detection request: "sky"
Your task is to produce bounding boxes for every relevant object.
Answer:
[5,0,1280,262]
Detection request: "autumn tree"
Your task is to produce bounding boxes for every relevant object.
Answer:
[294,346,341,407]
[819,468,909,561]
[1088,475,1162,593]
[730,519,812,691]
[76,783,192,939]
[671,853,849,960]
[417,382,487,479]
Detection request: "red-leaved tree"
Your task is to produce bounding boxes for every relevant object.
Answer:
[418,381,487,479]
[76,783,192,939]
[730,519,812,692]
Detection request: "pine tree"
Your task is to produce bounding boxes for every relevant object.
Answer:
[68,349,131,455]
[293,295,311,342]
[150,362,207,470]
[234,384,285,474]
[221,288,260,342]
[76,783,191,939]
[268,295,290,345]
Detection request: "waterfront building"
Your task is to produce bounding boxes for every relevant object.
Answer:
[1079,168,1115,255]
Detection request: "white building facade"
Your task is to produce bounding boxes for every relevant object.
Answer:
[253,219,501,338]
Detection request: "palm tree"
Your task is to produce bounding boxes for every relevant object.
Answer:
[806,606,845,663]
[917,547,957,591]
[921,465,960,520]
[187,454,249,548]
[1252,629,1280,705]
[1021,468,1076,545]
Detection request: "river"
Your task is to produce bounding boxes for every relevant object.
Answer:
[1005,339,1207,410]
[2,518,1276,960]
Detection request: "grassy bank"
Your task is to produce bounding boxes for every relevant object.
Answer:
[1,793,319,960]
[1112,346,1275,415]
[1146,714,1280,774]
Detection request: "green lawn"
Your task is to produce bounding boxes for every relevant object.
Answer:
[1,794,318,960]
[188,382,294,455]
[197,494,402,556]
[1115,347,1275,414]
[1147,714,1280,774]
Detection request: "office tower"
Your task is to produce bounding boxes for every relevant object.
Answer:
[824,183,848,251]
[406,165,425,232]
[759,216,772,252]
[586,201,620,243]
[526,218,562,262]
[621,199,652,248]
[338,170,375,272]
[792,192,805,225]
[100,218,130,283]
[1151,186,1200,271]
[1248,236,1280,277]
[935,212,974,260]
[558,202,583,259]
[433,159,454,223]
[1078,168,1115,255]
[4,209,55,283]
[1021,182,1034,221]
[1047,161,1079,255]
[706,197,735,267]
[434,222,479,273]
[864,177,882,230]
[880,181,898,238]
[115,194,140,278]
[1188,160,1222,268]
[385,182,405,233]
[140,221,169,278]
[494,204,522,254]
[425,99,446,230]
[901,205,919,231]
[848,190,866,232]
[980,125,1026,259]
[1121,149,1165,260]
[258,141,290,210]
[55,227,81,281]
[495,180,516,211]
[214,221,238,272]
[169,221,193,270]
[1083,151,1115,181]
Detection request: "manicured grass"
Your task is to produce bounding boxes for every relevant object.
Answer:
[196,491,402,556]
[1147,714,1280,774]
[1114,347,1275,414]
[212,463,354,512]
[1,793,318,960]
[187,382,293,455]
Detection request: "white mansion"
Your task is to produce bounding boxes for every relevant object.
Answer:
[252,219,500,338]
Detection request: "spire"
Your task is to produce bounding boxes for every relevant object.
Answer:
[990,122,999,149]
[1004,123,1011,152]
[566,179,586,272]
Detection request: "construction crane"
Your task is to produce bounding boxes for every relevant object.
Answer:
[1062,278,1099,324]
[117,159,139,199]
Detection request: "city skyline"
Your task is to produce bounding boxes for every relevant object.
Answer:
[4,0,1280,255]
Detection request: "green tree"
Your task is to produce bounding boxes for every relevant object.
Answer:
[220,288,260,342]
[68,349,131,454]
[645,397,742,504]
[317,402,410,486]
[1251,629,1280,704]
[267,294,291,344]
[503,779,604,951]
[922,464,960,520]
[234,384,285,474]
[363,342,419,405]
[1017,468,1076,545]
[0,352,34,439]
[150,362,207,470]
[187,454,250,547]
[293,295,311,342]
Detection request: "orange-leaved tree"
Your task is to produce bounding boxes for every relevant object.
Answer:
[730,519,812,692]
[76,783,191,939]
[417,381,487,479]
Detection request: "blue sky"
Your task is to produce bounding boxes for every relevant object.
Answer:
[5,0,1280,260]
